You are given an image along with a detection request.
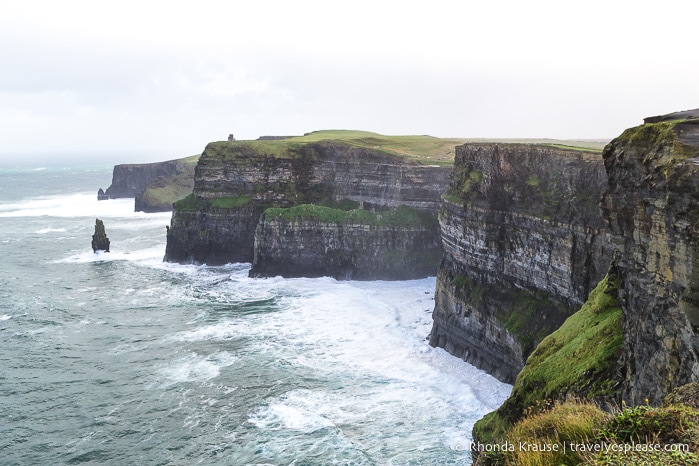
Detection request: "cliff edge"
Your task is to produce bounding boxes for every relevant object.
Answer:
[429,143,612,383]
[99,155,199,212]
[601,112,699,405]
[164,134,451,279]
[472,109,699,453]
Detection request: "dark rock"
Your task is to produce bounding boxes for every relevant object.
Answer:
[104,160,178,199]
[250,206,443,280]
[92,219,110,252]
[164,141,450,265]
[663,383,699,410]
[429,143,612,383]
[97,188,109,200]
[600,117,699,405]
[643,108,699,124]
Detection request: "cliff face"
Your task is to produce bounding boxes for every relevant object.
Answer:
[134,155,198,212]
[601,115,699,404]
[164,140,450,272]
[191,141,449,211]
[429,144,612,383]
[472,110,699,448]
[250,205,443,280]
[103,161,178,199]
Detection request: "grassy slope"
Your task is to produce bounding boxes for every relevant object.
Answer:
[139,154,200,208]
[478,399,699,466]
[474,271,623,445]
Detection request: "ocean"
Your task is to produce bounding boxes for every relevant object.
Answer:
[0,165,510,465]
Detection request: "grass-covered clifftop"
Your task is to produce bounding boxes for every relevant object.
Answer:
[202,130,606,168]
[201,131,464,166]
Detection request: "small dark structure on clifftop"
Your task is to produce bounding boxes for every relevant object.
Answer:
[92,219,110,252]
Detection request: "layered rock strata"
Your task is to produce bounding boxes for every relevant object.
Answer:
[601,113,699,404]
[164,141,450,273]
[250,205,443,280]
[429,143,612,383]
[101,160,178,199]
[472,109,699,447]
[134,156,198,213]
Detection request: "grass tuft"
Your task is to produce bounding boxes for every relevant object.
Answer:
[262,204,437,227]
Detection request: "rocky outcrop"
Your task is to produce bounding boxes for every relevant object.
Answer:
[601,113,699,405]
[92,218,110,252]
[134,156,198,213]
[99,156,199,212]
[250,205,443,280]
[472,110,699,447]
[429,143,612,383]
[101,160,178,199]
[473,267,624,445]
[164,140,450,269]
[643,108,699,124]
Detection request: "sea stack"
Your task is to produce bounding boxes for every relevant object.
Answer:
[92,218,110,252]
[97,188,109,200]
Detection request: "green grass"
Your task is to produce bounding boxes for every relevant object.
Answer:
[447,274,565,356]
[263,204,437,227]
[476,399,699,466]
[209,195,251,209]
[172,193,204,212]
[545,143,604,152]
[203,132,459,166]
[205,131,609,167]
[512,273,622,406]
[474,271,623,445]
[173,193,251,212]
[619,119,699,165]
[138,154,200,209]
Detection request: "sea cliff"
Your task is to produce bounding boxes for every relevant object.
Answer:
[471,109,699,458]
[429,143,612,383]
[164,134,451,278]
[100,155,198,212]
[103,160,178,199]
[601,114,699,405]
[250,205,442,280]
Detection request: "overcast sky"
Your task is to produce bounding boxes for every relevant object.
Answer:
[1,0,697,164]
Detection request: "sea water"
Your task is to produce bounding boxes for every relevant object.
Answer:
[0,165,511,465]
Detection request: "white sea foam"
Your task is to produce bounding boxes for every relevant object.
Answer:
[35,227,67,234]
[173,322,241,342]
[0,315,11,321]
[226,274,512,457]
[0,192,172,219]
[56,244,166,265]
[249,403,335,433]
[159,351,238,386]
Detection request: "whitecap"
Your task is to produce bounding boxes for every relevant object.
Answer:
[0,192,172,219]
[55,244,166,265]
[0,314,11,321]
[158,351,238,386]
[172,322,241,342]
[35,227,67,234]
[249,403,335,433]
